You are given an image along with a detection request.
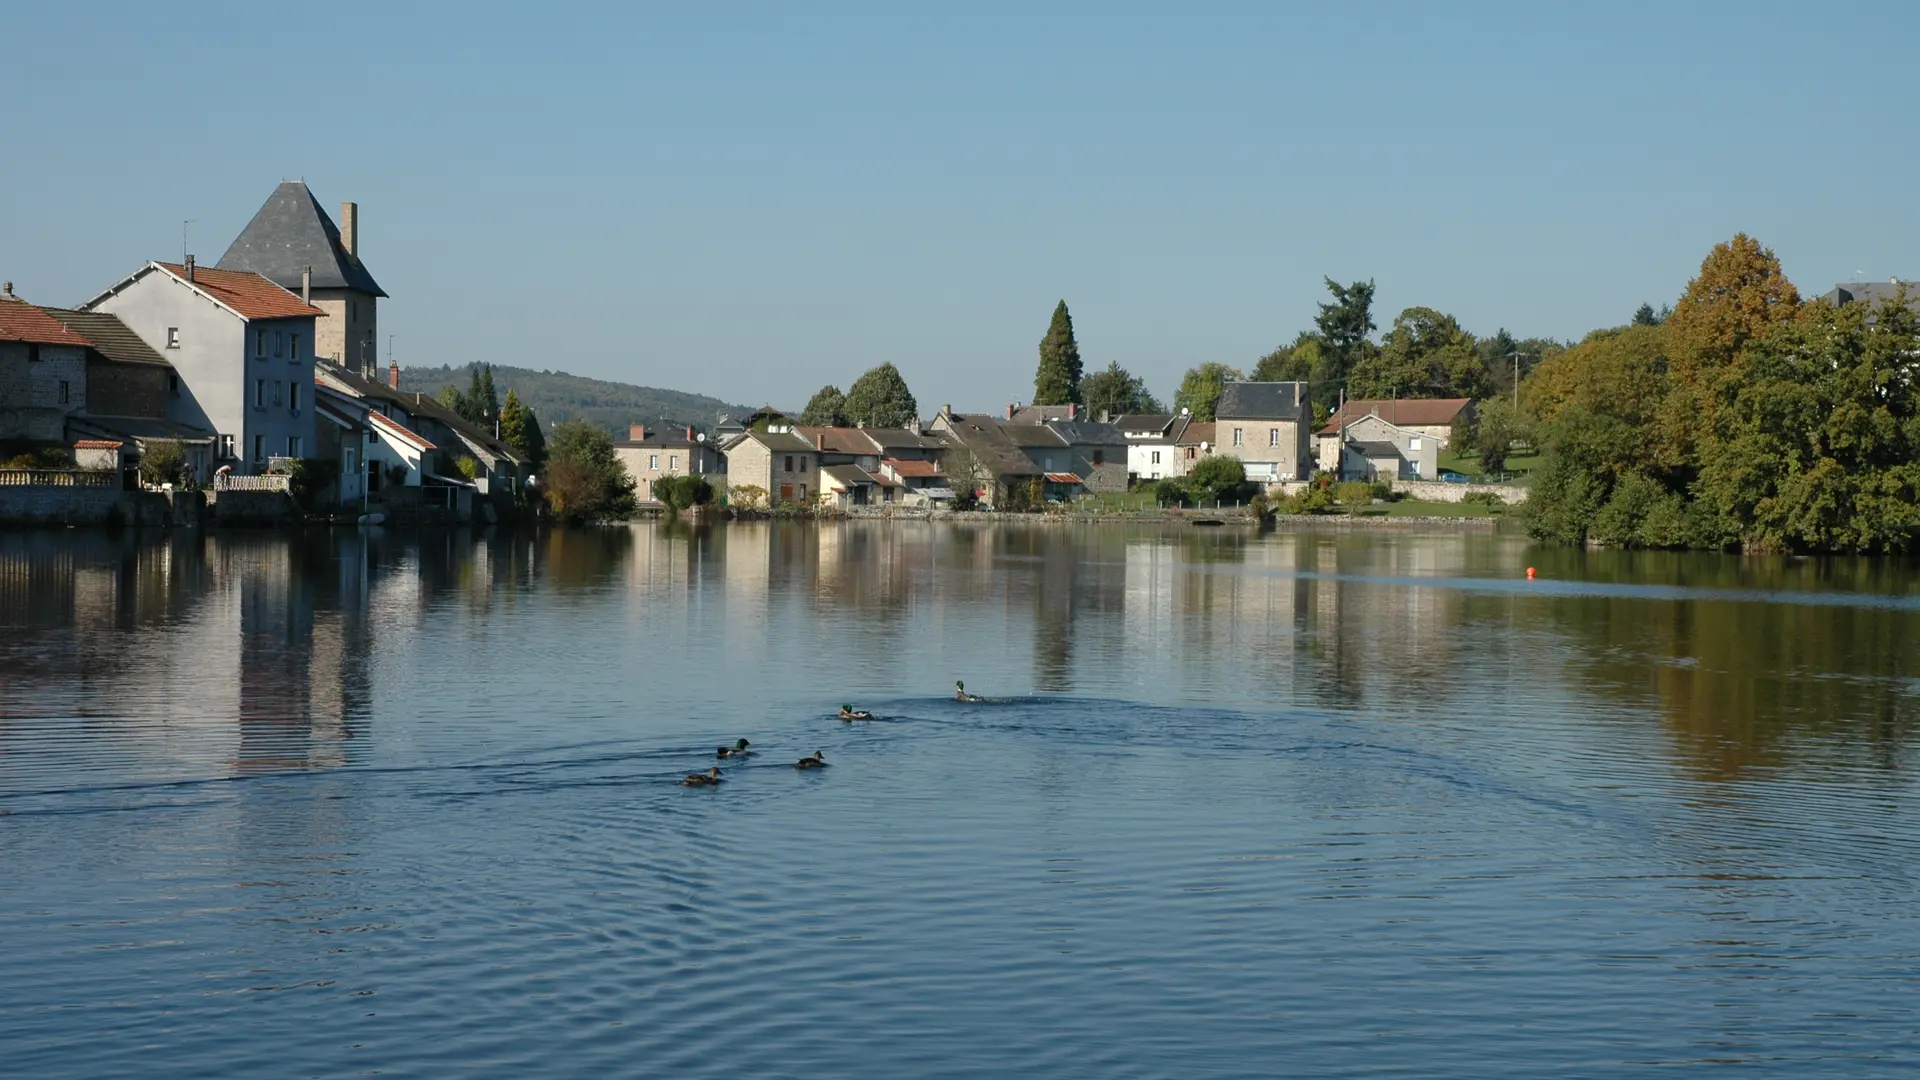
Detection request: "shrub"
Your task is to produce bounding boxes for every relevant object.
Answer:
[1187,454,1247,504]
[137,439,187,487]
[453,455,482,481]
[1153,478,1190,507]
[542,420,638,523]
[1336,481,1375,516]
[727,484,768,511]
[653,474,714,512]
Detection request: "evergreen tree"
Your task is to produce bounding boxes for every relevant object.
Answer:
[1632,303,1661,326]
[521,407,547,471]
[1079,361,1163,419]
[1315,277,1378,393]
[500,389,546,468]
[799,385,850,427]
[463,364,501,426]
[1032,300,1085,406]
[843,363,919,427]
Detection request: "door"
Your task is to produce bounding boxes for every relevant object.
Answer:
[780,484,793,502]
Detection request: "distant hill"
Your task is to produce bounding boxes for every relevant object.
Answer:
[398,363,757,437]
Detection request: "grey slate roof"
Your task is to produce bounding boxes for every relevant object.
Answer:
[1823,281,1920,312]
[821,464,877,486]
[217,182,387,297]
[859,426,944,451]
[1352,440,1403,457]
[1112,413,1174,434]
[936,417,1042,477]
[1043,419,1125,446]
[41,308,170,366]
[1216,381,1311,421]
[747,429,818,454]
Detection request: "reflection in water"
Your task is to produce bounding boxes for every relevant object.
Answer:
[3,522,1919,1078]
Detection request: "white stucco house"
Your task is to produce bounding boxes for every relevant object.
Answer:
[80,259,322,474]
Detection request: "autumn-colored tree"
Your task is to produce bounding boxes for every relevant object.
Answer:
[1658,234,1802,466]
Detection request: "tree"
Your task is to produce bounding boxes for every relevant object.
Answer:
[1172,363,1241,422]
[460,364,500,426]
[541,419,637,523]
[799,385,850,427]
[1079,361,1163,419]
[521,407,548,472]
[1631,302,1670,326]
[1346,307,1487,400]
[654,474,714,514]
[1337,481,1374,517]
[499,389,545,469]
[1694,298,1920,553]
[1032,300,1084,406]
[1314,277,1378,400]
[437,383,466,416]
[1471,397,1524,475]
[1657,233,1801,467]
[1186,453,1247,503]
[843,363,919,427]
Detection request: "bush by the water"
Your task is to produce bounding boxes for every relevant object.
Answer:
[542,420,638,523]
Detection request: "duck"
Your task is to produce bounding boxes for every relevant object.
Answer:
[954,680,984,703]
[681,766,723,787]
[793,751,829,769]
[717,738,754,758]
[838,705,872,721]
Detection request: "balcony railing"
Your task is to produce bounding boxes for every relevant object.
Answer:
[0,469,116,488]
[212,473,290,492]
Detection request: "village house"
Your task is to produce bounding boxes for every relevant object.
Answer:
[1175,420,1215,471]
[930,408,1044,505]
[1327,413,1440,481]
[1214,381,1313,484]
[0,287,92,445]
[1113,411,1193,482]
[217,181,385,373]
[1042,417,1128,493]
[80,259,322,474]
[1315,397,1474,472]
[796,427,896,507]
[612,424,726,504]
[45,304,216,480]
[315,360,528,504]
[864,427,953,503]
[722,425,819,507]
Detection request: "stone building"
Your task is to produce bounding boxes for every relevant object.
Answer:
[722,427,819,506]
[217,181,386,373]
[1214,381,1313,484]
[612,423,726,503]
[0,287,91,443]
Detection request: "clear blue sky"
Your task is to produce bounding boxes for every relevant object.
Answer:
[2,2,1911,413]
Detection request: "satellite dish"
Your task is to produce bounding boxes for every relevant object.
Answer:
[1180,407,1190,415]
[1200,441,1209,451]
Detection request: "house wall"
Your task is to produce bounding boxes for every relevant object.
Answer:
[1340,414,1438,481]
[614,444,721,502]
[1127,441,1184,481]
[1074,445,1129,492]
[0,341,87,441]
[308,288,378,370]
[92,272,240,452]
[238,316,319,465]
[86,357,169,418]
[1216,418,1309,481]
[365,425,425,487]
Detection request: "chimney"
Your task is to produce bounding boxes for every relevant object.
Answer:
[813,432,825,450]
[1068,402,1078,420]
[184,254,196,283]
[630,424,648,441]
[301,265,311,305]
[341,202,358,258]
[1293,383,1301,407]
[389,361,400,389]
[1005,403,1015,421]
[684,426,694,441]
[0,282,11,299]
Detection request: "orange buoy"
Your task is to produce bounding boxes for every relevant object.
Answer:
[1526,567,1537,580]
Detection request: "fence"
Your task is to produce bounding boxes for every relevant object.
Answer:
[212,473,291,493]
[0,469,116,488]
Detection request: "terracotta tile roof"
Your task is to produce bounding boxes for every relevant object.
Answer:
[1044,472,1084,484]
[73,439,124,449]
[0,298,93,346]
[1319,398,1473,435]
[157,263,323,321]
[883,458,943,478]
[368,409,436,451]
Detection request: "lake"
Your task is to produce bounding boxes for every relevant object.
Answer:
[2,521,1917,1078]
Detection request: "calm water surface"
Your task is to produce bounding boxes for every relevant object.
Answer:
[2,522,1918,1077]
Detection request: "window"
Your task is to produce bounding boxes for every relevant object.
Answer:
[289,333,300,360]
[252,434,265,462]
[219,435,234,459]
[670,455,678,470]
[783,455,793,472]
[799,457,808,472]
[368,429,378,445]
[58,380,70,404]
[272,381,283,407]
[1092,450,1104,466]
[255,329,266,357]
[287,436,302,457]
[166,327,180,349]
[1409,438,1422,451]
[1269,429,1280,447]
[798,484,807,500]
[649,454,659,470]
[1232,427,1244,447]
[273,332,284,358]
[255,379,265,408]
[289,383,300,414]
[1151,450,1161,465]
[168,373,181,397]
[26,344,40,363]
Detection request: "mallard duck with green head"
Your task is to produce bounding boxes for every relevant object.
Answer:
[838,705,872,721]
[954,680,983,703]
[717,738,753,758]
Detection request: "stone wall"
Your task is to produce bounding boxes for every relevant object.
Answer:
[0,486,194,527]
[0,341,86,441]
[1392,480,1528,504]
[87,357,169,418]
